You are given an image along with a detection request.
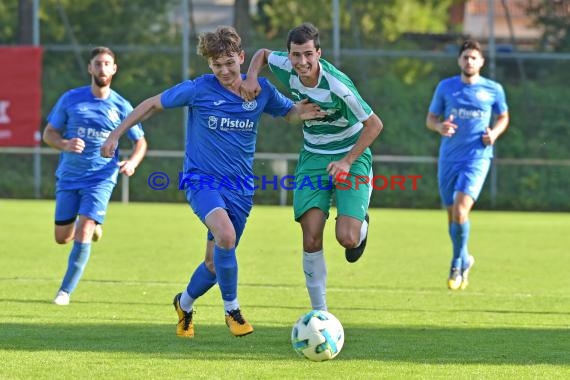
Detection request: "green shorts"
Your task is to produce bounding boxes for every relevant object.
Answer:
[293,149,373,222]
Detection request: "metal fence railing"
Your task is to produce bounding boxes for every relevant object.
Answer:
[2,147,569,211]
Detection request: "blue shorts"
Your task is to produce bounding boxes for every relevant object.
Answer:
[438,159,491,207]
[185,187,253,246]
[55,181,114,225]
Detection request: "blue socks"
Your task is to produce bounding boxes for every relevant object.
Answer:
[450,221,471,270]
[181,246,238,312]
[213,246,238,302]
[60,241,91,294]
[186,261,217,299]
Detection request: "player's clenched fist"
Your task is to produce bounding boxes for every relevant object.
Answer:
[63,137,85,153]
[100,135,119,158]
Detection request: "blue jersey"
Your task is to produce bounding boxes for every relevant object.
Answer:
[428,75,508,162]
[47,86,144,189]
[160,74,294,194]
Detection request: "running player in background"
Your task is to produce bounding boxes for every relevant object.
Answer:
[43,46,147,306]
[426,39,509,290]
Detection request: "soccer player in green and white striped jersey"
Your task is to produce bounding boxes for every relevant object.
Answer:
[241,23,383,311]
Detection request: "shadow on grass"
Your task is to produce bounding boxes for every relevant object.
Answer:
[4,297,569,319]
[0,323,567,364]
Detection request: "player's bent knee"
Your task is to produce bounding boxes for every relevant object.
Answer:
[55,235,73,244]
[55,222,75,244]
[337,236,359,249]
[336,232,359,249]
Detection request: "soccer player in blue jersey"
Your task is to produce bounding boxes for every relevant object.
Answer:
[426,40,509,290]
[240,23,383,312]
[43,46,147,306]
[101,26,323,337]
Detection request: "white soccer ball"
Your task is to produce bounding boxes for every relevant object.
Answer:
[291,310,344,361]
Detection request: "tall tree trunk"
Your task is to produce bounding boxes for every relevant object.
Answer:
[233,0,251,46]
[18,0,34,44]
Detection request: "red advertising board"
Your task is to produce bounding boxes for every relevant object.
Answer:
[0,46,43,146]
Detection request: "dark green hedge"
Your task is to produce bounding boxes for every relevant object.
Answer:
[1,51,569,211]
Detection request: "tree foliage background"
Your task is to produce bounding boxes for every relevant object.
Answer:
[1,0,569,210]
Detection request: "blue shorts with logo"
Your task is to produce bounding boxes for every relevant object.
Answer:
[185,186,253,246]
[55,180,115,225]
[438,158,491,207]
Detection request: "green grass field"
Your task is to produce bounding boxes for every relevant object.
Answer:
[0,199,568,379]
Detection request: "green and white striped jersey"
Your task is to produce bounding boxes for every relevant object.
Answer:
[268,51,373,155]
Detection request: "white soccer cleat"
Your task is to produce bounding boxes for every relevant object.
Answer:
[53,290,70,306]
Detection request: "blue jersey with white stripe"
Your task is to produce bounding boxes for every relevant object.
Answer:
[160,74,294,194]
[428,75,508,162]
[47,86,144,189]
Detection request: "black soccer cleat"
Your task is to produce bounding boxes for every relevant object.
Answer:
[345,213,369,263]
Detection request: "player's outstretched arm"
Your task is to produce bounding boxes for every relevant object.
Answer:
[240,48,272,101]
[118,137,147,177]
[284,99,326,124]
[101,94,163,158]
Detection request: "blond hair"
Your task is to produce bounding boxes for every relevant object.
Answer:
[197,26,242,59]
